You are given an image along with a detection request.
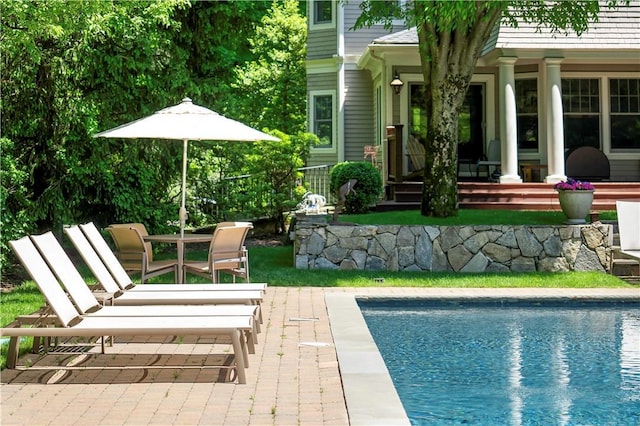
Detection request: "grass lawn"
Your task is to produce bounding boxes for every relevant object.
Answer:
[0,209,629,368]
[340,209,617,226]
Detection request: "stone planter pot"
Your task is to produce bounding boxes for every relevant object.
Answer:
[557,190,594,224]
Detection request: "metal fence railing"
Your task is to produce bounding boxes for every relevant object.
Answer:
[297,164,333,203]
[215,164,333,220]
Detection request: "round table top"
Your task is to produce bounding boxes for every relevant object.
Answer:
[143,233,212,243]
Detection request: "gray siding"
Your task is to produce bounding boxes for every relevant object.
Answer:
[344,70,374,161]
[307,72,337,92]
[307,29,337,60]
[307,152,338,168]
[343,1,401,56]
[610,160,640,181]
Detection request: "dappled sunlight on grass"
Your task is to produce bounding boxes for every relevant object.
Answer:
[343,209,617,226]
[1,282,44,327]
[246,245,627,288]
[1,282,44,369]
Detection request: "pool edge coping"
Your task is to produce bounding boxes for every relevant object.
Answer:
[325,287,640,425]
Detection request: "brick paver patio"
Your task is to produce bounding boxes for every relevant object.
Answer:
[2,287,638,425]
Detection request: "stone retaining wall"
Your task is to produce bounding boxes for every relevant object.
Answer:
[293,219,613,273]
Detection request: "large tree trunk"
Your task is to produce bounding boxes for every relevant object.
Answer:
[420,71,469,216]
[415,2,503,217]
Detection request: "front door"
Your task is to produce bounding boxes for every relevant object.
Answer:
[406,83,485,178]
[458,84,484,164]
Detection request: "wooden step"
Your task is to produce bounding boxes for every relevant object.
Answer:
[379,181,640,211]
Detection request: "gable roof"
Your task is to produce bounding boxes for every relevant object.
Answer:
[484,2,640,53]
[370,3,640,53]
[372,28,418,45]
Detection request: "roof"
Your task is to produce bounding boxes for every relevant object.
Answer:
[370,3,640,52]
[373,28,418,45]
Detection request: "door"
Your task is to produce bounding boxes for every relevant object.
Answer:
[458,84,485,164]
[407,82,485,179]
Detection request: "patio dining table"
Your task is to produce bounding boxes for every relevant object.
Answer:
[143,233,212,283]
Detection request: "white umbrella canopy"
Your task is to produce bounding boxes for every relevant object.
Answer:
[94,97,280,236]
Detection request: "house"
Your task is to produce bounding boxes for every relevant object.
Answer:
[305,0,640,189]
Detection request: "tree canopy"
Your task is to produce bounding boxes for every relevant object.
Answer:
[1,0,311,280]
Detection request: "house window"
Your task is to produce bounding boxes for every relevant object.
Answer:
[311,92,334,149]
[562,78,601,150]
[610,78,640,150]
[312,1,333,27]
[515,78,538,151]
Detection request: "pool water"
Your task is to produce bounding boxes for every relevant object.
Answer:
[360,300,640,425]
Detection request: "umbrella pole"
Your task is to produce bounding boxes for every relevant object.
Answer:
[180,139,188,238]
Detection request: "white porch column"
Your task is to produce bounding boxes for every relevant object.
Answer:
[544,58,566,183]
[498,57,522,183]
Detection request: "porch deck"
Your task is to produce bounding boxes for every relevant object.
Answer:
[378,182,640,211]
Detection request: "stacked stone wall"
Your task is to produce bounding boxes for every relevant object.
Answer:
[293,220,613,273]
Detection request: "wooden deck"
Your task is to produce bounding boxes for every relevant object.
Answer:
[378,182,640,211]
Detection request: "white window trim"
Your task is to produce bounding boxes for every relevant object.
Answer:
[561,72,640,160]
[310,90,337,153]
[310,0,335,31]
[606,75,640,155]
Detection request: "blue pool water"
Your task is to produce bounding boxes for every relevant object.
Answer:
[360,300,640,425]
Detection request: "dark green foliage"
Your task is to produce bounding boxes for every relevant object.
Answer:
[0,0,308,280]
[0,138,35,281]
[330,162,382,213]
[233,0,307,134]
[243,131,318,233]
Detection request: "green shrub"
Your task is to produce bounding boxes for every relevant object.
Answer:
[1,138,36,281]
[330,161,382,213]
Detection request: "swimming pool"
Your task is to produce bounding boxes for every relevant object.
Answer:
[360,299,640,425]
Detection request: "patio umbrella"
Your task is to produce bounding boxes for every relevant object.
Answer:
[94,97,280,237]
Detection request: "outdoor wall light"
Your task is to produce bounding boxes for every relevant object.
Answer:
[390,74,404,95]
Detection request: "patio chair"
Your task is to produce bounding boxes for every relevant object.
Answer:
[183,223,252,284]
[107,222,151,269]
[30,231,261,340]
[107,224,178,284]
[61,225,263,309]
[407,135,426,172]
[216,221,253,251]
[476,139,501,181]
[615,200,640,263]
[67,223,266,293]
[2,237,252,383]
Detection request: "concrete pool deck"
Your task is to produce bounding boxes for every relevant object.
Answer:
[2,287,639,425]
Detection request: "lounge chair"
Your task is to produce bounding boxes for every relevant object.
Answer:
[59,226,263,307]
[615,200,640,263]
[107,224,178,284]
[183,223,252,283]
[2,237,251,383]
[68,223,266,293]
[29,231,261,340]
